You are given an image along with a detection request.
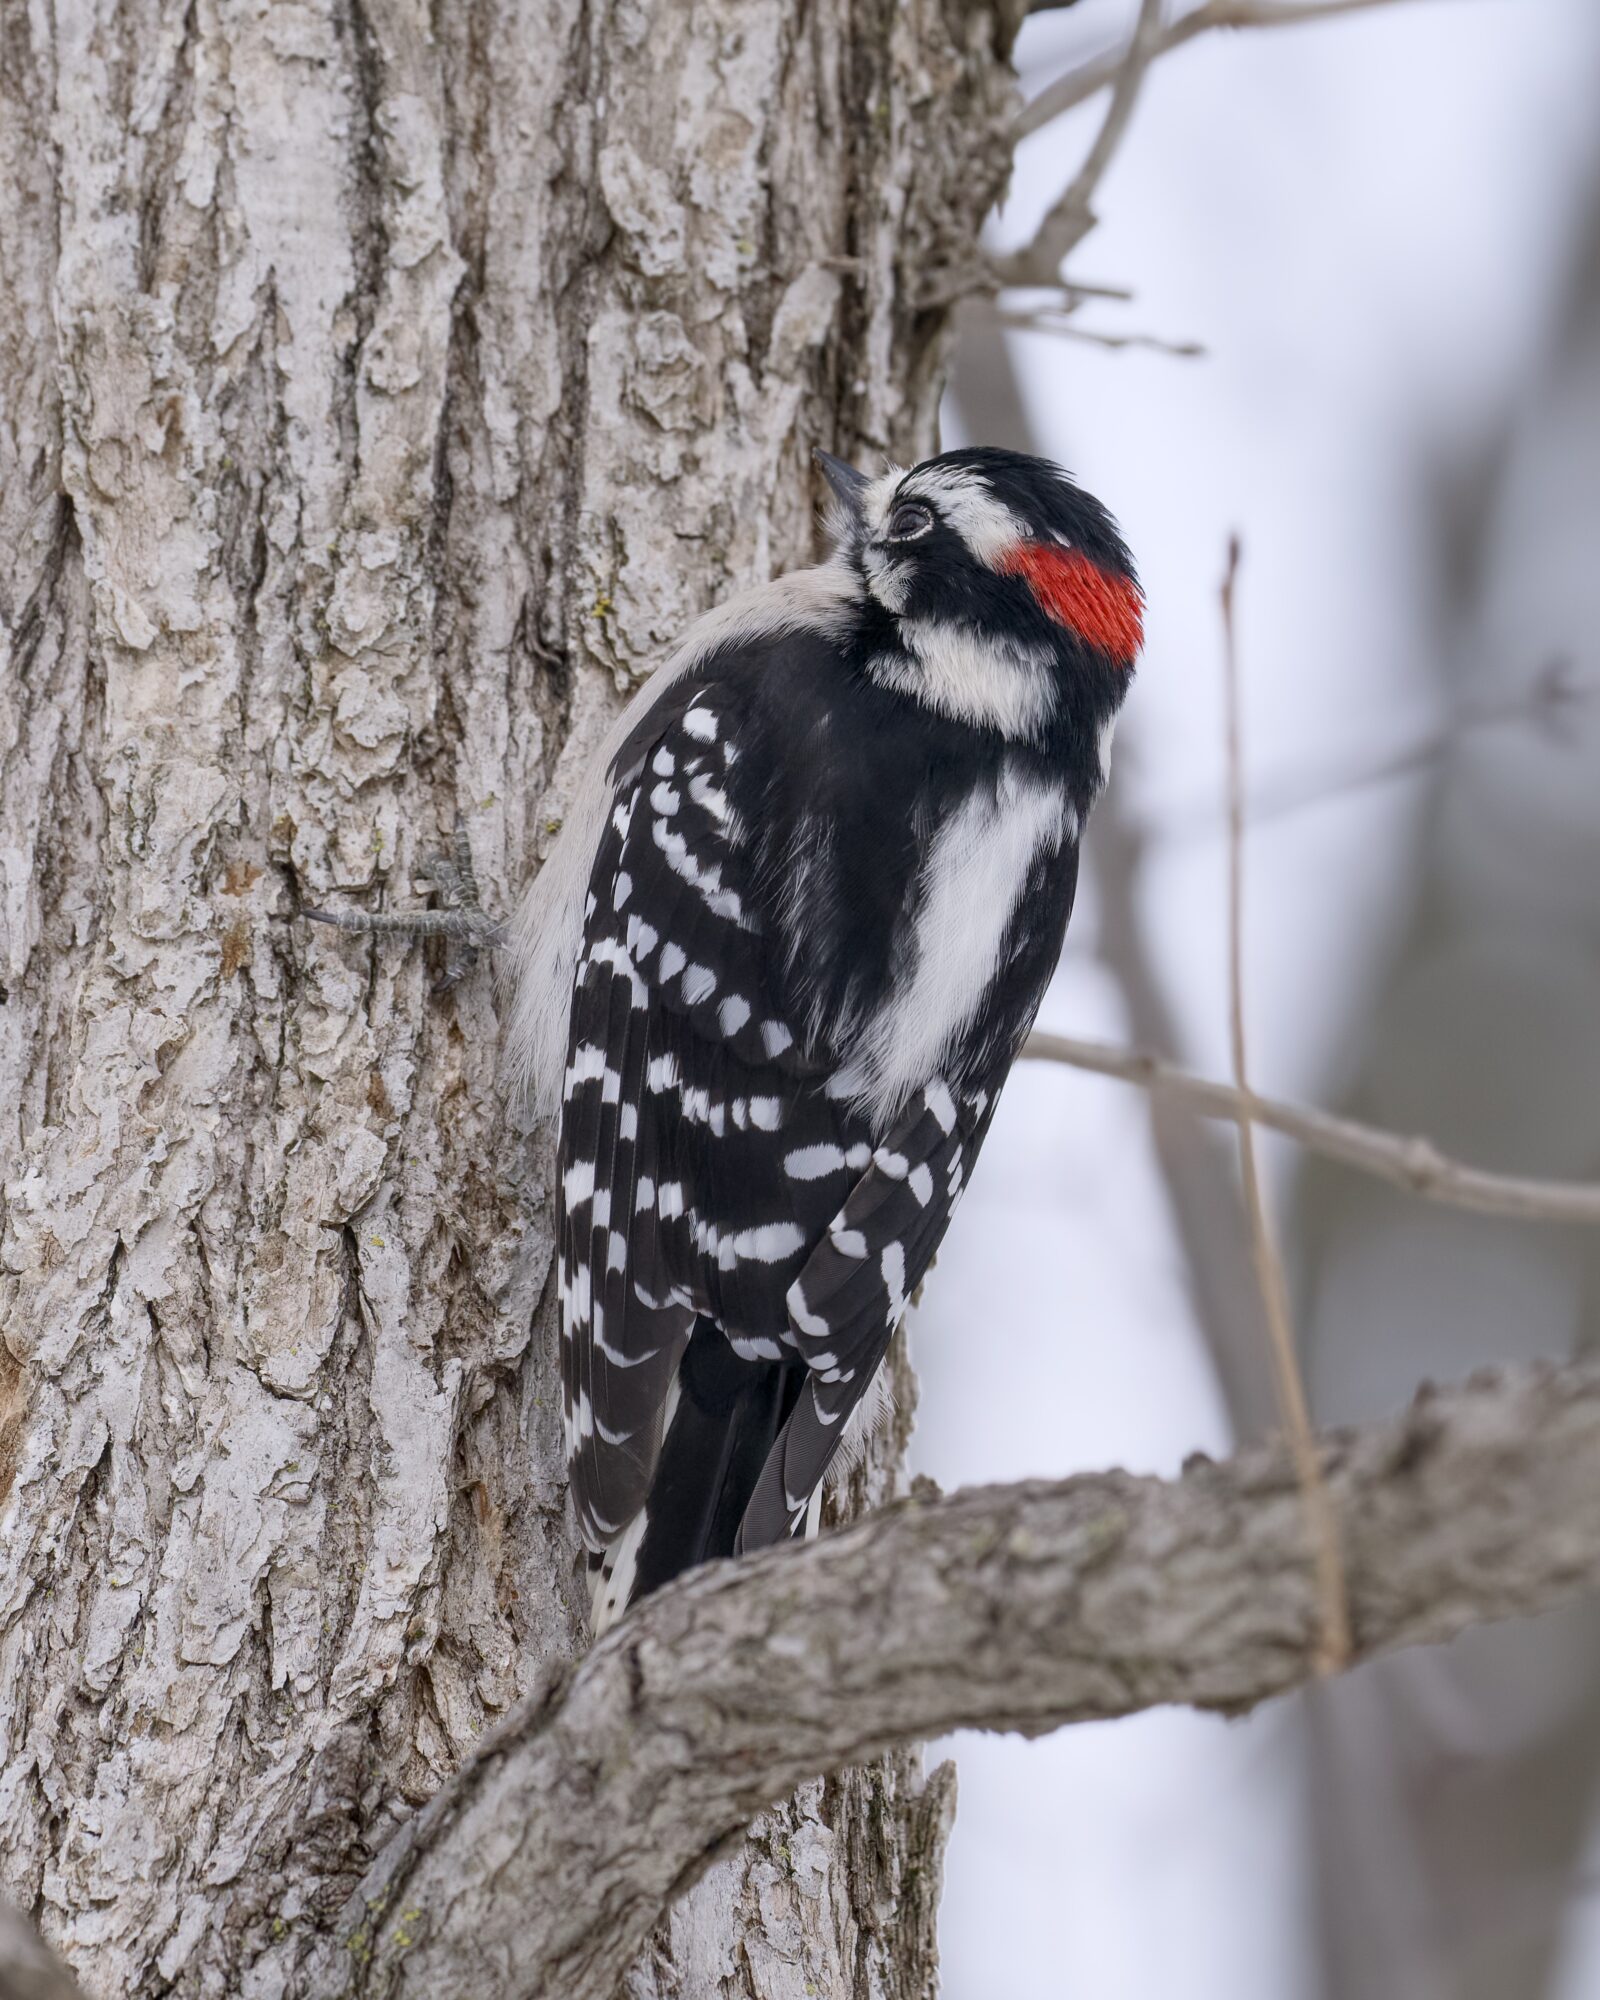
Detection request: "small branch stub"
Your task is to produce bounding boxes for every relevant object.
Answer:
[295,815,504,987]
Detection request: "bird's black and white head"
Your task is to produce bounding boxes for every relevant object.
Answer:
[816,445,1142,747]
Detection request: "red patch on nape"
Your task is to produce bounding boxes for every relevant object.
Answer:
[997,542,1143,667]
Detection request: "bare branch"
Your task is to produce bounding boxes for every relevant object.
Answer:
[1017,0,1433,142]
[1220,537,1351,1671]
[306,1361,1600,2000]
[963,2,1437,372]
[1149,654,1588,839]
[292,815,504,985]
[1022,1031,1600,1226]
[989,306,1206,356]
[294,905,501,945]
[995,0,1166,287]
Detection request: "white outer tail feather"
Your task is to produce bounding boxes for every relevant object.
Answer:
[586,1348,897,1636]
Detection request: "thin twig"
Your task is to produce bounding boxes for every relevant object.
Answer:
[1017,0,1430,142]
[995,0,1166,286]
[292,814,504,987]
[949,315,1277,1435]
[1087,796,1281,1438]
[990,307,1206,357]
[1021,1031,1600,1227]
[1149,655,1587,840]
[1221,535,1352,1674]
[955,0,1425,316]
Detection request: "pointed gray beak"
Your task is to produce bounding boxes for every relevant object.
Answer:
[813,447,870,522]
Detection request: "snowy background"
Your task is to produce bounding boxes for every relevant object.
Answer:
[913,3,1600,1994]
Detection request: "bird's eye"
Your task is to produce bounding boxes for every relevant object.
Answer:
[885,502,934,542]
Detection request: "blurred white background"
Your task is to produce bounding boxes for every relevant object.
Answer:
[913,3,1600,1994]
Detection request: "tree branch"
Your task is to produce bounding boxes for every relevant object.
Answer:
[1023,1031,1600,1226]
[1017,0,1433,142]
[995,0,1165,286]
[1148,654,1586,839]
[311,1361,1600,2000]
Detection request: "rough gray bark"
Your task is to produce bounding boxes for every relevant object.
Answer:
[0,3,1021,1994]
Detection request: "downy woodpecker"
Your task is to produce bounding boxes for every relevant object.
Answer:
[506,447,1142,1630]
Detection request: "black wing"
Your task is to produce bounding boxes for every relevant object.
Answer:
[560,681,876,1550]
[736,1073,1000,1550]
[560,661,1068,1580]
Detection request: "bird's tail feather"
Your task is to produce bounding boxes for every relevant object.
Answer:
[590,1320,805,1634]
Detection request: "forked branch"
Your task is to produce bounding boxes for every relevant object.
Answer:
[1018,0,1434,142]
[303,1361,1600,2000]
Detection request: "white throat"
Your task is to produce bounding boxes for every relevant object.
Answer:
[867,620,1055,741]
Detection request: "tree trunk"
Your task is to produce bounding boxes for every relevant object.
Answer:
[0,2,1019,1992]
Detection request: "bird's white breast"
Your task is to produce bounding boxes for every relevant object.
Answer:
[849,767,1069,1121]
